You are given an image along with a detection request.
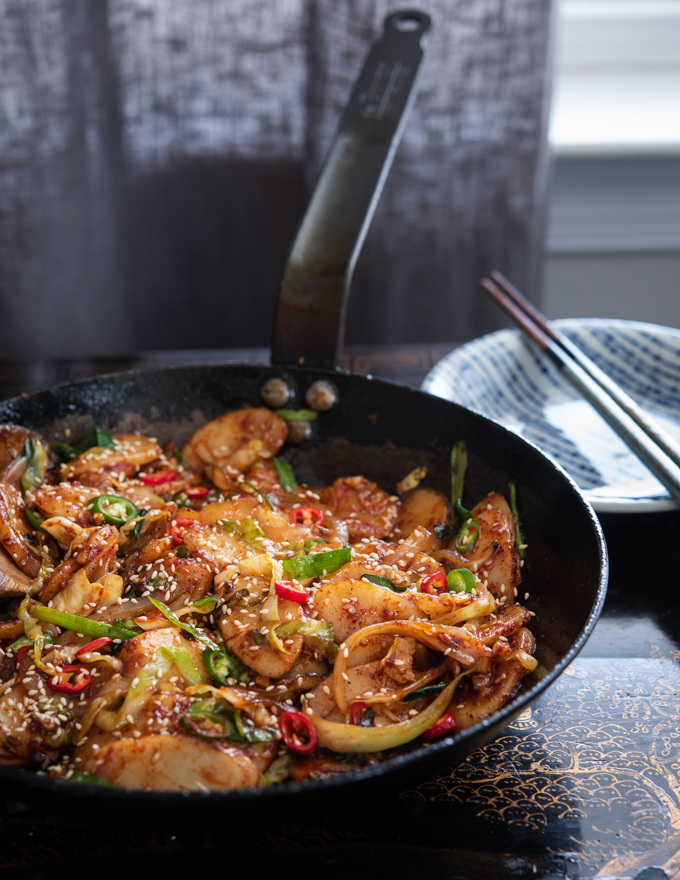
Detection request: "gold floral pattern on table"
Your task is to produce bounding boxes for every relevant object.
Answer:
[404,654,680,879]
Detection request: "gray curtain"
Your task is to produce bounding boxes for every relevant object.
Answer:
[0,0,554,357]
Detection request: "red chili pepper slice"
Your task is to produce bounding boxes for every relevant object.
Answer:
[140,470,178,485]
[47,664,92,694]
[421,710,456,741]
[170,517,199,546]
[350,701,368,725]
[15,646,30,664]
[420,572,448,595]
[278,710,317,755]
[185,486,209,499]
[74,637,113,660]
[289,506,324,528]
[274,580,309,604]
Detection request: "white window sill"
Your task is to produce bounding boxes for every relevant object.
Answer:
[549,68,680,158]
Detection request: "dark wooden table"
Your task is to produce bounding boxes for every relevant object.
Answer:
[0,346,678,880]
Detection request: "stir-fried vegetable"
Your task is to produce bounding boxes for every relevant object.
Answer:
[148,598,219,652]
[87,495,139,526]
[273,457,298,492]
[21,438,48,493]
[282,547,351,580]
[203,647,248,684]
[52,427,116,460]
[30,606,138,641]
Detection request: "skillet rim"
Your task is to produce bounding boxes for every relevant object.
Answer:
[0,362,609,806]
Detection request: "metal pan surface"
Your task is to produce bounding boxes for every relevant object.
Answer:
[0,363,608,818]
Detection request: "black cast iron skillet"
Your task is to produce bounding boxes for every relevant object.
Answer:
[0,11,607,819]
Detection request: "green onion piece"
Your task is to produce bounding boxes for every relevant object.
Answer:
[193,596,218,608]
[446,568,476,593]
[25,508,47,532]
[260,754,290,785]
[158,646,201,686]
[282,546,351,580]
[433,522,454,541]
[235,711,277,743]
[303,539,326,554]
[148,598,218,651]
[275,409,318,422]
[509,482,524,558]
[69,771,118,788]
[203,647,248,684]
[21,438,48,493]
[11,632,55,652]
[242,483,274,511]
[404,682,447,702]
[172,449,183,464]
[451,442,472,526]
[273,457,298,493]
[361,573,408,594]
[176,544,189,558]
[72,427,115,456]
[30,606,138,640]
[456,519,480,555]
[87,494,139,526]
[51,441,75,460]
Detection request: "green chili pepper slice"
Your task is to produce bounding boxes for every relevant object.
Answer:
[282,547,351,580]
[273,457,298,492]
[446,567,476,593]
[456,519,480,554]
[30,606,138,640]
[433,522,454,540]
[180,710,235,741]
[87,495,139,526]
[203,647,248,684]
[361,573,408,594]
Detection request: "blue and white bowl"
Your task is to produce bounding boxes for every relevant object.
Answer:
[422,318,680,513]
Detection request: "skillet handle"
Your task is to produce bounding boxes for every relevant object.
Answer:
[271,10,431,369]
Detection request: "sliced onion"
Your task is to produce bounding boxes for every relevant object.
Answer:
[333,619,489,714]
[515,649,538,672]
[428,589,496,627]
[356,664,447,706]
[309,679,456,753]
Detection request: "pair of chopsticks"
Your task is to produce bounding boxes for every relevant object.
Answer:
[480,271,680,504]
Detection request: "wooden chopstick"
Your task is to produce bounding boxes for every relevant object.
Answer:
[480,274,680,504]
[489,271,680,471]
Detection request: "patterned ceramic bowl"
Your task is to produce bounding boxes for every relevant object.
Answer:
[422,318,680,513]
